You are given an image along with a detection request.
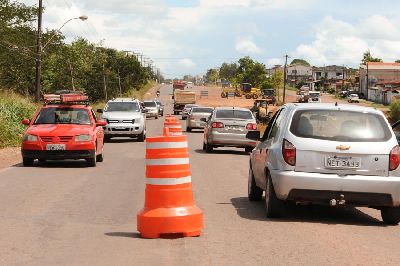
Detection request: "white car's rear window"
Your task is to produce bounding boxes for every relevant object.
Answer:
[290,110,391,142]
[216,110,253,120]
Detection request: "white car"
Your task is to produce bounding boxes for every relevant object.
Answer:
[348,94,360,103]
[247,103,400,225]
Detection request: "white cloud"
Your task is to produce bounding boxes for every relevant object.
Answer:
[292,15,400,66]
[179,58,196,68]
[235,37,262,54]
[267,58,283,66]
[199,0,314,9]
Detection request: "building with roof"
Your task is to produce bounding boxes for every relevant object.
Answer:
[360,62,400,104]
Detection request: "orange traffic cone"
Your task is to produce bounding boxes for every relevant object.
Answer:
[137,128,203,238]
[165,114,177,122]
[163,120,183,136]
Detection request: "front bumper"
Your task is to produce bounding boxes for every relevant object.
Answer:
[146,111,158,118]
[209,131,257,148]
[104,123,144,136]
[270,170,400,207]
[22,149,95,160]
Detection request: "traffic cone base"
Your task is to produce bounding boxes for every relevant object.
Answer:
[137,205,203,239]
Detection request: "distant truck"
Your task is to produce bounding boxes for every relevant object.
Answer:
[173,90,196,115]
[173,80,186,91]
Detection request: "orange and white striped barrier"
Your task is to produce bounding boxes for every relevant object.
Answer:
[163,120,183,136]
[137,128,203,238]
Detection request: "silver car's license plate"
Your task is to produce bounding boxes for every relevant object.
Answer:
[325,157,361,169]
[46,144,66,151]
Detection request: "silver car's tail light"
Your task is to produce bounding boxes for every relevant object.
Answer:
[212,122,224,128]
[246,123,257,130]
[282,139,296,166]
[389,145,400,171]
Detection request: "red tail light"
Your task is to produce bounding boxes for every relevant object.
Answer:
[389,145,400,171]
[212,122,224,128]
[282,139,296,166]
[246,123,257,130]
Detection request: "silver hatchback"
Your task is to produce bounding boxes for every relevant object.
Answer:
[203,107,257,153]
[186,107,214,131]
[247,103,400,225]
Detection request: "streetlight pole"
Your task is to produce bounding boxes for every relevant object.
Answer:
[34,0,43,102]
[34,6,87,101]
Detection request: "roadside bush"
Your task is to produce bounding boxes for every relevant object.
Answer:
[0,92,37,148]
[390,100,400,122]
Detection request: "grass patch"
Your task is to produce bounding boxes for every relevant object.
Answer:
[0,92,38,148]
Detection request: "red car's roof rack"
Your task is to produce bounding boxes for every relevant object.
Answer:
[43,91,89,105]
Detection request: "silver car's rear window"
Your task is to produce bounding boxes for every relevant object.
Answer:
[290,110,391,142]
[216,110,253,120]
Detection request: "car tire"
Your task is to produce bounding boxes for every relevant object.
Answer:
[104,136,111,142]
[23,157,34,167]
[245,147,253,153]
[186,126,192,132]
[205,142,213,153]
[137,131,146,142]
[202,141,206,151]
[265,173,284,218]
[248,167,263,201]
[86,149,97,167]
[155,116,159,120]
[96,153,104,162]
[381,207,400,225]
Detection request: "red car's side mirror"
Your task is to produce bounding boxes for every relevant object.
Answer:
[96,120,107,127]
[22,119,30,125]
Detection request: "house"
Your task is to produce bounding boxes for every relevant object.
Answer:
[313,65,349,81]
[359,62,400,104]
[266,65,283,77]
[285,64,312,85]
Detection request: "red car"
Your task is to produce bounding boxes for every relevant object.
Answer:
[21,93,106,167]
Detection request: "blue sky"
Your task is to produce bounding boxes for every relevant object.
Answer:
[21,0,400,78]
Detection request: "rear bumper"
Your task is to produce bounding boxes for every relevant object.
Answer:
[209,131,257,148]
[187,119,206,129]
[270,170,400,207]
[22,149,95,160]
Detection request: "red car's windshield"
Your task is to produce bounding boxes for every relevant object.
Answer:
[34,107,92,125]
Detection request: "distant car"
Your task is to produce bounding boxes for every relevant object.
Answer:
[182,104,199,120]
[21,92,106,167]
[186,107,214,132]
[348,94,360,103]
[143,100,159,119]
[99,98,146,142]
[154,100,164,116]
[308,91,321,103]
[203,107,257,153]
[246,103,400,225]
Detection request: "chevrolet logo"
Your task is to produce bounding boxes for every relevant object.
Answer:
[336,145,350,150]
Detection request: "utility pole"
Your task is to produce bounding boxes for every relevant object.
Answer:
[68,59,75,91]
[34,0,43,102]
[102,63,107,101]
[283,54,289,104]
[366,62,369,101]
[117,69,122,97]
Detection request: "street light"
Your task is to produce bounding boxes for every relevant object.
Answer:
[34,0,88,101]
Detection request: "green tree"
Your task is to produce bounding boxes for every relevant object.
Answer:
[395,60,400,63]
[362,50,382,65]
[205,68,219,84]
[219,62,238,83]
[237,56,267,87]
[290,59,310,66]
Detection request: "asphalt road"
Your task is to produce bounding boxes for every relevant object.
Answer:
[1,85,400,265]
